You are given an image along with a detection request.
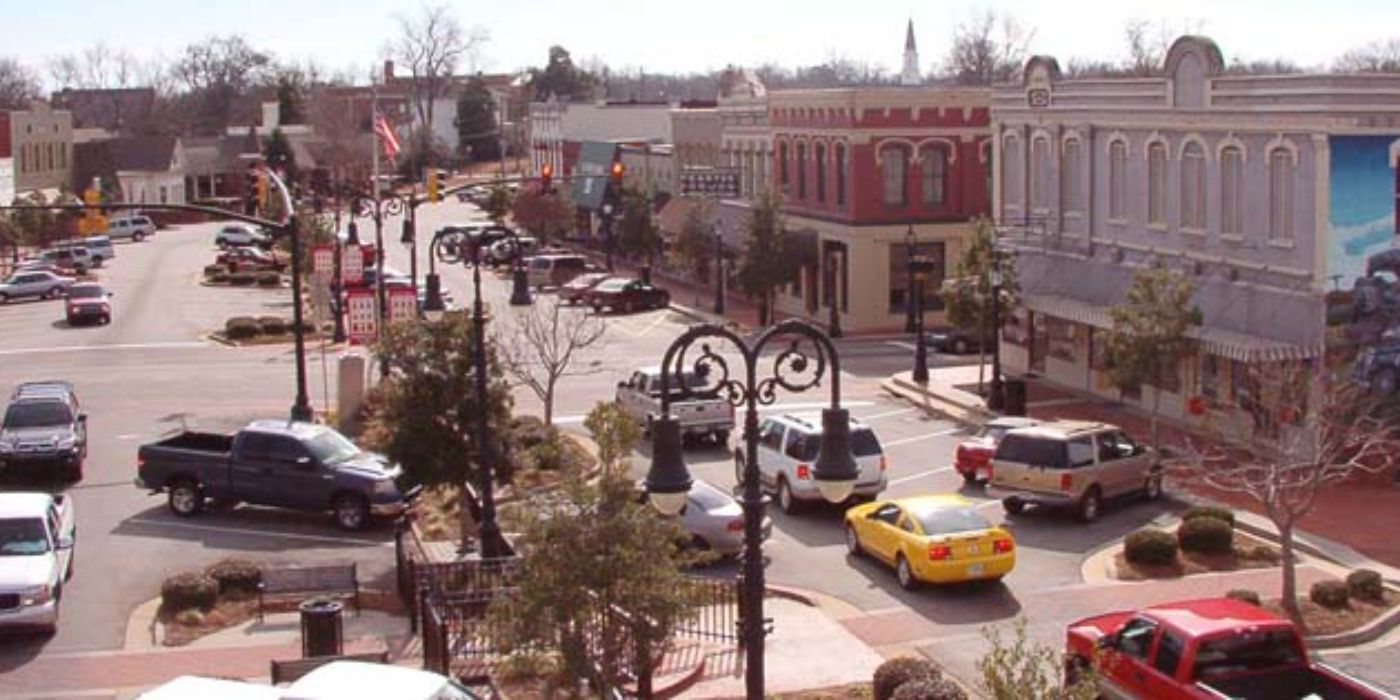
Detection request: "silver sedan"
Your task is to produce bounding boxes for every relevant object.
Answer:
[679,479,772,557]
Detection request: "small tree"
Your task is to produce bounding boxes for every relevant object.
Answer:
[583,400,642,477]
[737,190,800,325]
[263,127,298,184]
[365,314,514,550]
[483,185,514,225]
[670,198,714,283]
[453,75,501,162]
[1178,367,1400,619]
[1104,267,1196,445]
[615,187,661,269]
[979,618,1098,700]
[493,299,606,426]
[942,217,1020,393]
[510,187,572,245]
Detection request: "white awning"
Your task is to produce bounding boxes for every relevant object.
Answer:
[1022,294,1113,329]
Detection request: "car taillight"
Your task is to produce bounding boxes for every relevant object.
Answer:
[928,544,952,561]
[955,445,968,463]
[795,464,811,480]
[879,455,887,472]
[993,538,1014,554]
[1060,472,1073,492]
[727,519,744,533]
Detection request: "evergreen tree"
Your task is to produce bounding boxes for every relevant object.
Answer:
[275,75,305,125]
[453,76,500,162]
[262,127,298,184]
[530,45,594,101]
[670,198,714,282]
[941,218,1019,391]
[736,190,800,325]
[615,187,661,267]
[1105,267,1196,445]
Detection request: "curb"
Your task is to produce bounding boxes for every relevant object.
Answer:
[1308,604,1400,650]
[881,374,991,426]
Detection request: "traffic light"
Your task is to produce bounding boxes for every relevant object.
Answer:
[540,164,554,193]
[426,167,445,203]
[78,187,104,235]
[609,160,625,186]
[255,171,269,209]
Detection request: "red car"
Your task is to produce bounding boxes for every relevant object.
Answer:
[217,246,286,272]
[587,278,670,314]
[64,282,112,325]
[558,272,611,305]
[1066,598,1394,699]
[953,417,1040,485]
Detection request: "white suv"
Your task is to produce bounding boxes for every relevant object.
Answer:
[215,224,271,249]
[105,215,155,242]
[738,413,887,514]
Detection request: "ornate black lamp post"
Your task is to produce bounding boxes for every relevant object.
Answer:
[713,222,726,316]
[986,258,1006,411]
[422,227,508,558]
[904,225,917,333]
[910,256,935,384]
[645,320,858,700]
[508,228,534,306]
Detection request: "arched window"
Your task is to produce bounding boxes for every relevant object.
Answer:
[1108,140,1127,220]
[835,143,848,206]
[920,146,947,206]
[1061,139,1082,214]
[1269,147,1294,244]
[1220,146,1243,236]
[1147,141,1167,226]
[1001,135,1021,212]
[1181,142,1207,230]
[1030,136,1050,211]
[881,146,908,206]
[815,143,827,203]
[796,142,807,199]
[779,141,790,191]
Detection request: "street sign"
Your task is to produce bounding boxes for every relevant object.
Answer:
[342,244,365,286]
[679,168,741,198]
[311,245,334,282]
[386,286,417,326]
[346,288,377,344]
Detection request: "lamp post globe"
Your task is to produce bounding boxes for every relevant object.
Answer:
[422,272,446,322]
[812,407,859,503]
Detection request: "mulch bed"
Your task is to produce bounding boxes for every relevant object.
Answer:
[1266,590,1400,637]
[159,589,404,648]
[1113,532,1280,581]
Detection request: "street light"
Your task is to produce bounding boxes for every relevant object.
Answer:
[600,201,616,272]
[508,229,533,306]
[987,261,1006,411]
[910,256,935,384]
[645,320,856,700]
[331,228,348,343]
[713,221,726,315]
[904,226,917,333]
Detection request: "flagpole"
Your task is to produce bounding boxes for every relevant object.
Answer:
[370,86,387,368]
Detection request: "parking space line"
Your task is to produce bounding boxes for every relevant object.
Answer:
[882,427,963,447]
[889,466,952,485]
[856,407,917,422]
[123,517,392,547]
[0,341,208,357]
[886,341,916,351]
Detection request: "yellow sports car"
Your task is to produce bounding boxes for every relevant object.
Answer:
[844,495,1015,589]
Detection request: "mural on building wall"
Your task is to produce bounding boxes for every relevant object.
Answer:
[1327,134,1400,395]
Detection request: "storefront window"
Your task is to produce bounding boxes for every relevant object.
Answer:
[888,242,946,313]
[1200,354,1219,400]
[1047,317,1078,363]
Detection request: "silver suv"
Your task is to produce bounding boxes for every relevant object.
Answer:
[0,271,76,303]
[739,413,887,514]
[986,420,1161,523]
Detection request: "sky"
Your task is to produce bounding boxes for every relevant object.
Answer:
[5,0,1399,86]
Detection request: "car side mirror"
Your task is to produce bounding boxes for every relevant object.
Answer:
[78,413,88,422]
[1096,633,1118,650]
[57,535,74,550]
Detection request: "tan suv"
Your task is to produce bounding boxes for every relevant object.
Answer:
[985,420,1161,522]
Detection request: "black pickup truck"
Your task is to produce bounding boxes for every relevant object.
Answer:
[135,420,414,530]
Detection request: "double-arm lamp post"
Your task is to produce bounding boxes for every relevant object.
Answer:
[644,320,858,700]
[420,227,508,558]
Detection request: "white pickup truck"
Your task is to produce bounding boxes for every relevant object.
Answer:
[0,492,75,632]
[616,367,735,444]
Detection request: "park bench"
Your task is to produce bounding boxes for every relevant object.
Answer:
[257,563,360,620]
[269,651,389,685]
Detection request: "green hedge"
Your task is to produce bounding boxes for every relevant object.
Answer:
[1178,516,1233,556]
[256,272,281,286]
[1347,569,1385,603]
[225,316,261,340]
[874,657,941,700]
[891,678,966,700]
[1182,505,1235,528]
[1125,528,1179,566]
[228,271,257,286]
[1311,580,1350,610]
[1225,589,1262,606]
[258,316,289,335]
[205,559,261,598]
[161,572,218,611]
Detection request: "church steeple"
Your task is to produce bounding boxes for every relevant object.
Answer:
[901,19,921,85]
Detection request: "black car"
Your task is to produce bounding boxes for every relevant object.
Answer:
[924,325,997,355]
[587,278,671,314]
[0,382,87,481]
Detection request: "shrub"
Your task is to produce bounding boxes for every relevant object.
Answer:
[892,678,967,700]
[228,271,256,286]
[1225,589,1262,606]
[161,572,218,611]
[203,264,228,277]
[1177,516,1233,556]
[1347,569,1385,603]
[224,317,261,340]
[1182,505,1235,528]
[874,657,941,700]
[256,272,281,286]
[1311,580,1351,610]
[1124,528,1178,566]
[257,316,289,335]
[210,272,230,284]
[173,609,205,626]
[205,559,261,598]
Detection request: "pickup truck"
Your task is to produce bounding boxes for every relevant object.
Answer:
[135,420,414,530]
[0,492,75,632]
[1065,597,1395,700]
[616,367,735,445]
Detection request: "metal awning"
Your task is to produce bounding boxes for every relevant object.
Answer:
[1022,294,1321,362]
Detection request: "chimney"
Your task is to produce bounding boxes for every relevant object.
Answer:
[383,60,395,83]
[262,102,280,131]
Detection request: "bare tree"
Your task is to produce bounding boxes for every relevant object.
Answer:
[1334,38,1400,73]
[386,4,488,135]
[172,35,273,134]
[1122,18,1206,76]
[47,43,140,90]
[0,57,39,111]
[943,10,1035,85]
[1176,365,1400,619]
[494,299,607,426]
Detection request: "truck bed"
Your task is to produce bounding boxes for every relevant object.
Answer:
[1203,666,1385,700]
[148,431,234,454]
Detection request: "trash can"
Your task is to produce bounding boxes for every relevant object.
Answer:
[299,598,344,658]
[1004,379,1028,417]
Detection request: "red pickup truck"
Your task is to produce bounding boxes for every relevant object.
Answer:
[1065,598,1395,700]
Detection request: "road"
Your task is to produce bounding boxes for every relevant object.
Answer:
[0,198,1394,697]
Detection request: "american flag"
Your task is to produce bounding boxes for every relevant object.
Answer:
[373,112,400,159]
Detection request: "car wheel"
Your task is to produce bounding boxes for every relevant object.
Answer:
[713,429,730,445]
[1002,497,1026,515]
[134,233,145,242]
[896,554,918,590]
[1078,487,1102,523]
[962,471,980,485]
[592,303,604,314]
[333,494,370,531]
[777,477,801,515]
[0,292,8,303]
[1144,473,1163,500]
[953,338,970,354]
[102,314,111,325]
[168,480,204,517]
[845,524,863,556]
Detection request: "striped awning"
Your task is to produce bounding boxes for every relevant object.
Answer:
[1022,294,1321,362]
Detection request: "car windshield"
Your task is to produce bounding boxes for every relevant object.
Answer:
[68,286,105,299]
[1192,629,1303,679]
[0,518,49,555]
[689,481,734,510]
[3,401,73,428]
[304,429,361,464]
[913,506,991,536]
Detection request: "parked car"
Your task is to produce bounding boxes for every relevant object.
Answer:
[527,254,588,288]
[104,215,155,241]
[14,260,60,275]
[953,417,1041,485]
[986,420,1162,523]
[616,367,735,445]
[0,381,87,481]
[64,283,113,326]
[746,413,887,514]
[40,246,93,274]
[558,271,611,304]
[924,325,996,355]
[0,270,76,303]
[215,224,271,249]
[65,236,114,266]
[844,494,1015,590]
[0,492,75,633]
[672,478,772,557]
[1065,598,1396,699]
[588,277,670,314]
[486,236,539,266]
[216,246,285,272]
[136,420,414,530]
